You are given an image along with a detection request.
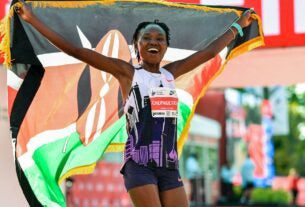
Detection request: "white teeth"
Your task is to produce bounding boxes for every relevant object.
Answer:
[148,48,159,52]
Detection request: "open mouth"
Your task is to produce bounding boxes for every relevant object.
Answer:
[147,48,159,54]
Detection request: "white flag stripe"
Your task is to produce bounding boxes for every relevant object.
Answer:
[7,69,23,90]
[18,124,76,170]
[37,52,83,67]
[164,47,196,62]
[38,47,196,67]
[176,89,194,109]
[18,153,34,171]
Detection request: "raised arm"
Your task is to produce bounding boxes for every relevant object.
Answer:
[164,10,254,79]
[15,1,134,94]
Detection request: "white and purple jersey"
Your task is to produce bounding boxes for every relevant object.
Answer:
[123,66,179,169]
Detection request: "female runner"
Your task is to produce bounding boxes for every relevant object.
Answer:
[16,2,253,206]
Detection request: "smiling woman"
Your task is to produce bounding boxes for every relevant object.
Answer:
[132,21,170,65]
[7,0,261,206]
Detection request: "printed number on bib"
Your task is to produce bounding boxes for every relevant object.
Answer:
[149,87,178,118]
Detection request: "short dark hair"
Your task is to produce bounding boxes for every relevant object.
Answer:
[132,20,170,61]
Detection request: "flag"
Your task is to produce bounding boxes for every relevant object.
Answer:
[0,0,264,206]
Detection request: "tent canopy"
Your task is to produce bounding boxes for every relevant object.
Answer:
[211,46,305,88]
[189,114,221,139]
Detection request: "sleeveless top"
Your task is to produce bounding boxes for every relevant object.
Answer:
[123,66,179,169]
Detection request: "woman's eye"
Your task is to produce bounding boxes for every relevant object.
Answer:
[142,36,151,41]
[141,36,166,43]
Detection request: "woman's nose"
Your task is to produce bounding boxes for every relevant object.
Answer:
[148,39,158,45]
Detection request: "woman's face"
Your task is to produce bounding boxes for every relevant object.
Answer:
[137,24,168,64]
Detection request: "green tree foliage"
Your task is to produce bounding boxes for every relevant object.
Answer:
[250,188,293,205]
[244,104,261,125]
[273,86,305,176]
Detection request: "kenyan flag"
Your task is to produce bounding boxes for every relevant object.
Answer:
[0,0,264,206]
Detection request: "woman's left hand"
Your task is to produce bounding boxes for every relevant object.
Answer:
[236,9,254,28]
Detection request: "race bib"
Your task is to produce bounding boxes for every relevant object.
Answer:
[149,87,178,118]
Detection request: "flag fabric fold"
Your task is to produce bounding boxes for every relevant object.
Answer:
[0,0,264,206]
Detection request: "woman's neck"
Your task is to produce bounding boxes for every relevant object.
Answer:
[140,62,161,73]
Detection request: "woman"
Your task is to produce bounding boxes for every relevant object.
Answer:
[16,1,253,206]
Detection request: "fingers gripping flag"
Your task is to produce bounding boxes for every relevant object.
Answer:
[0,0,264,206]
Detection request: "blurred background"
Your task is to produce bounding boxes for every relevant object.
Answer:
[1,0,305,206]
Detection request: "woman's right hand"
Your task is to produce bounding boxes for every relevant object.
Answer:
[15,0,34,23]
[236,9,254,28]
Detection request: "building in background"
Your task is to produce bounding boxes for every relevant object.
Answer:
[182,114,221,205]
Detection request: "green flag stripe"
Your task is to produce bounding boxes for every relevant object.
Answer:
[23,101,191,206]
